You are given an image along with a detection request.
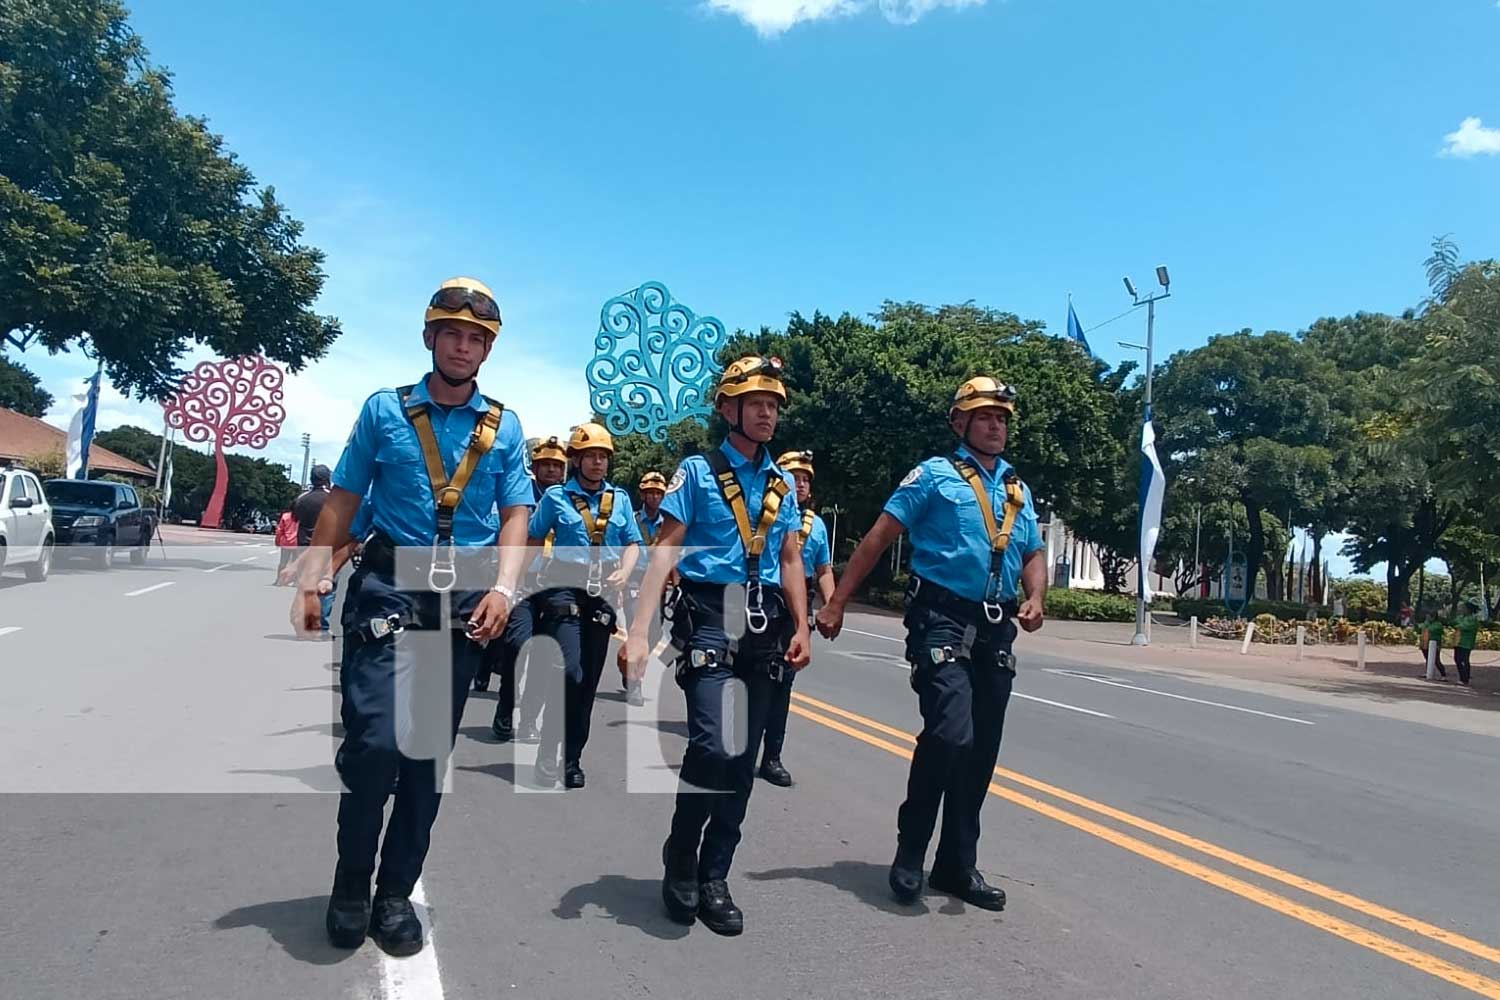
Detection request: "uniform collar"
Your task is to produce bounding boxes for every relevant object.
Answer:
[719,437,772,471]
[566,475,608,497]
[408,374,489,414]
[955,445,1011,484]
[641,507,664,524]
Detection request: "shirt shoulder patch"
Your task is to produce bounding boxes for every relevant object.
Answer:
[665,466,688,495]
[900,466,923,488]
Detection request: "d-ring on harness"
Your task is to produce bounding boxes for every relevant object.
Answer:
[705,449,790,635]
[398,384,505,593]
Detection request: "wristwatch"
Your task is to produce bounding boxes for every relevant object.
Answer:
[490,583,516,602]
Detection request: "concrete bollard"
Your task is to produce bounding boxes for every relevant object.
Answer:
[1240,621,1256,654]
[1357,630,1367,670]
[1189,615,1199,648]
[1296,625,1306,660]
[1426,640,1439,681]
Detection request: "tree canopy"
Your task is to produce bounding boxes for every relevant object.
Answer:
[0,351,52,415]
[0,0,340,398]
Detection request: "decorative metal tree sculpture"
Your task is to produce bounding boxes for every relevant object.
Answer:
[162,355,287,528]
[586,281,727,443]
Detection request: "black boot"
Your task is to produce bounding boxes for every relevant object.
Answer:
[661,837,699,925]
[758,757,792,787]
[369,891,424,956]
[324,866,371,949]
[491,714,513,743]
[564,762,586,789]
[697,879,744,936]
[928,866,1006,911]
[888,847,924,905]
[533,756,560,789]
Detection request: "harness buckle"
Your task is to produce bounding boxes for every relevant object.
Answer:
[982,601,1006,625]
[586,560,605,598]
[745,581,769,635]
[929,645,956,665]
[427,539,457,593]
[661,584,683,622]
[368,614,404,640]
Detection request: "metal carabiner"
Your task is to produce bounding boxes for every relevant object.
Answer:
[368,614,405,640]
[585,559,604,598]
[983,601,1006,625]
[428,539,457,593]
[745,581,769,635]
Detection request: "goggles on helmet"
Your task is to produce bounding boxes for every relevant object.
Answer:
[429,286,502,322]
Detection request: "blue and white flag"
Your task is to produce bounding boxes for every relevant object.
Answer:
[1137,408,1166,600]
[1067,299,1092,355]
[65,364,103,479]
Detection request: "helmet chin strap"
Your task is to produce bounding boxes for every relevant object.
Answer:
[728,399,769,455]
[431,354,473,388]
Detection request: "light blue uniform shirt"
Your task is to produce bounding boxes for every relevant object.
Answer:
[660,439,801,587]
[798,512,831,580]
[530,477,642,565]
[882,446,1043,603]
[333,376,533,549]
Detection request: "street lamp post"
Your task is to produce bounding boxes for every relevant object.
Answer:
[1121,266,1171,646]
[299,433,312,487]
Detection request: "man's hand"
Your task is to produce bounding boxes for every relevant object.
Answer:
[787,625,812,670]
[1017,596,1045,633]
[468,591,512,642]
[619,630,650,681]
[606,567,631,590]
[816,601,846,640]
[291,589,323,638]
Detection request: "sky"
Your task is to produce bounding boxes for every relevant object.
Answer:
[14,0,1499,577]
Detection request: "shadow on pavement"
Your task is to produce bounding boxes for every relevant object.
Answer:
[607,717,690,739]
[213,895,356,966]
[229,766,345,792]
[553,875,690,941]
[745,860,930,916]
[268,722,343,739]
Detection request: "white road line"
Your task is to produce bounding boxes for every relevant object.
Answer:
[0,627,22,638]
[239,555,260,563]
[1014,692,1115,719]
[205,563,232,573]
[841,626,1112,718]
[843,627,901,643]
[1045,669,1314,725]
[124,582,175,598]
[379,878,445,1000]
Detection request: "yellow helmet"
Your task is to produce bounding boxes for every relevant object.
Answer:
[777,450,814,478]
[531,435,568,465]
[715,355,787,403]
[639,471,668,492]
[567,422,615,455]
[950,376,1017,417]
[424,276,502,338]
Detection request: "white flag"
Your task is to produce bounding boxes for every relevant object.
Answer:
[1138,415,1166,601]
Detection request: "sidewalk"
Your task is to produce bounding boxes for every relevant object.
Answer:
[1015,616,1500,737]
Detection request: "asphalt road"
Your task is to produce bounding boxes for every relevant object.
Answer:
[3,540,1499,1000]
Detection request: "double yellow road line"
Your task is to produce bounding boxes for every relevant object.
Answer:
[789,690,1500,998]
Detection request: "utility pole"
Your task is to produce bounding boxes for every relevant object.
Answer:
[300,433,312,487]
[1120,265,1172,645]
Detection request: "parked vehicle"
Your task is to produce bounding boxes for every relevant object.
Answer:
[0,465,56,582]
[43,479,157,569]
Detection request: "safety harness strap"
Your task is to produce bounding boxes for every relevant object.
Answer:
[398,384,505,543]
[950,456,1027,599]
[797,508,817,550]
[569,489,616,547]
[704,449,790,579]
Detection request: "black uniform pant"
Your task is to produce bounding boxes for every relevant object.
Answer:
[898,603,1015,875]
[334,568,483,896]
[760,575,815,762]
[486,596,537,726]
[532,587,615,767]
[667,583,791,881]
[1455,646,1473,685]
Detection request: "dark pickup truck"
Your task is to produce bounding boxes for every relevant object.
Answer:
[43,480,157,568]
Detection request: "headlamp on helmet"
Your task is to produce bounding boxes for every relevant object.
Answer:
[950,376,1018,417]
[639,471,668,492]
[715,355,787,403]
[531,436,568,465]
[777,450,815,478]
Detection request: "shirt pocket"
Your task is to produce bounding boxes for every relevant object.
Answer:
[934,478,980,538]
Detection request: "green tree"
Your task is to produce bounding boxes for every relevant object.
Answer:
[93,424,297,525]
[0,351,52,415]
[1153,331,1340,601]
[0,0,340,398]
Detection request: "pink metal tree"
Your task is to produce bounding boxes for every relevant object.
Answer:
[163,355,287,529]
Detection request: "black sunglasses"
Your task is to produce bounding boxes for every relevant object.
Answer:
[430,286,501,322]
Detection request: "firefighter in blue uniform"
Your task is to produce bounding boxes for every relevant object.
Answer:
[294,276,532,957]
[484,436,568,742]
[757,449,835,788]
[817,376,1046,912]
[526,423,641,788]
[622,356,812,936]
[620,470,668,707]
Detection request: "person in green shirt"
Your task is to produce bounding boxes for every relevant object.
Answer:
[1418,611,1447,679]
[1454,601,1481,687]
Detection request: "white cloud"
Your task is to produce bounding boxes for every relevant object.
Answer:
[1440,116,1500,158]
[704,0,984,36]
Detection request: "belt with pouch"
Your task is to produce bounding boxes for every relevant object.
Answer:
[907,575,1018,629]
